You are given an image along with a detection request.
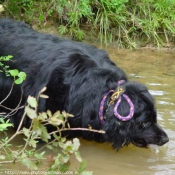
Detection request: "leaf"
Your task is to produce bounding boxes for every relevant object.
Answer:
[48,116,64,126]
[22,127,30,137]
[62,111,74,118]
[27,96,37,108]
[38,112,48,120]
[52,111,61,118]
[40,151,45,156]
[40,124,51,142]
[75,151,83,162]
[0,155,5,160]
[61,154,69,163]
[0,123,13,131]
[18,71,26,79]
[73,138,80,151]
[21,158,38,170]
[11,151,19,159]
[15,71,26,84]
[29,139,38,148]
[81,171,93,175]
[32,118,40,131]
[46,145,52,150]
[14,77,23,84]
[8,69,19,77]
[47,110,52,118]
[78,160,87,173]
[39,94,49,99]
[25,106,37,119]
[0,119,13,131]
[40,87,47,93]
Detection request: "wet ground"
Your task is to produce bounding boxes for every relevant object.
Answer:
[1,48,175,175]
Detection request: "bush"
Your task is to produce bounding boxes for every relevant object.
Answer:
[3,0,175,48]
[0,56,105,173]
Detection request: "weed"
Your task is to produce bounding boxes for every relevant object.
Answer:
[3,0,175,48]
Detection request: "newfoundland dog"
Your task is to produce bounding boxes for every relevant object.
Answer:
[0,18,169,149]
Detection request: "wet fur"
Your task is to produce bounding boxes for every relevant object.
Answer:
[0,18,169,149]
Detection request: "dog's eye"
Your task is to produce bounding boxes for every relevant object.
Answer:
[140,122,145,127]
[138,122,146,130]
[138,121,151,130]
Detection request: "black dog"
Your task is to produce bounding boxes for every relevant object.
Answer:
[0,18,169,149]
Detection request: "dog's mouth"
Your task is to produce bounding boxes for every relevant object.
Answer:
[131,140,149,148]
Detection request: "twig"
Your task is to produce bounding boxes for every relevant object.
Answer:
[0,82,14,105]
[4,105,24,118]
[36,138,57,153]
[4,88,24,119]
[13,123,33,163]
[0,157,46,164]
[49,127,105,135]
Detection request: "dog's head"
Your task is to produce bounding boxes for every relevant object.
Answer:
[102,81,169,150]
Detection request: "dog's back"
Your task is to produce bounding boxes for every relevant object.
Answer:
[0,18,34,34]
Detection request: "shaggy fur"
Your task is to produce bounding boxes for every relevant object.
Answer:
[0,18,169,149]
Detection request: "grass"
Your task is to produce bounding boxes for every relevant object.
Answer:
[2,0,175,48]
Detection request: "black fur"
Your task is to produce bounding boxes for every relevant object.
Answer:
[0,18,169,149]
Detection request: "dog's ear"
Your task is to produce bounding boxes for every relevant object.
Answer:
[140,90,157,118]
[140,90,155,107]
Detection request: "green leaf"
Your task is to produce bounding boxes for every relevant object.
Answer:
[47,110,52,118]
[40,124,51,142]
[46,145,52,150]
[21,158,38,170]
[81,171,93,175]
[61,154,69,163]
[0,155,5,160]
[25,106,37,119]
[52,111,61,118]
[8,69,19,77]
[62,111,74,118]
[38,112,48,120]
[78,160,87,173]
[29,139,38,148]
[48,116,64,126]
[18,71,26,78]
[75,151,83,162]
[14,77,24,84]
[27,96,37,108]
[22,127,30,137]
[32,118,40,131]
[73,138,80,151]
[59,162,69,172]
[0,119,13,131]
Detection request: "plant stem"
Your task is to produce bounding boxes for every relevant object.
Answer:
[0,110,27,149]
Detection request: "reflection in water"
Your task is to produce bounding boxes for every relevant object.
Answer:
[1,49,175,175]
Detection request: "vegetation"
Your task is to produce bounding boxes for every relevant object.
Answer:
[0,55,105,173]
[1,0,175,48]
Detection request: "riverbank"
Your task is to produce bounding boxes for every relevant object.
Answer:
[1,0,175,49]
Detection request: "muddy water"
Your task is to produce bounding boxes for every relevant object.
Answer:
[1,49,175,175]
[79,48,175,175]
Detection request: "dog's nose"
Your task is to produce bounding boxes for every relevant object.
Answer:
[159,134,169,145]
[162,135,169,144]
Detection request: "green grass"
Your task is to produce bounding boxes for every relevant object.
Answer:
[3,0,175,48]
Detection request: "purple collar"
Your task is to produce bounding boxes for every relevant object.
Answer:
[99,80,134,124]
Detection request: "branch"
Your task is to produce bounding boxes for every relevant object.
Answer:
[4,88,24,119]
[0,157,46,164]
[50,127,105,135]
[0,82,14,105]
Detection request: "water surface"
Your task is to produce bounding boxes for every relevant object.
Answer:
[79,48,175,175]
